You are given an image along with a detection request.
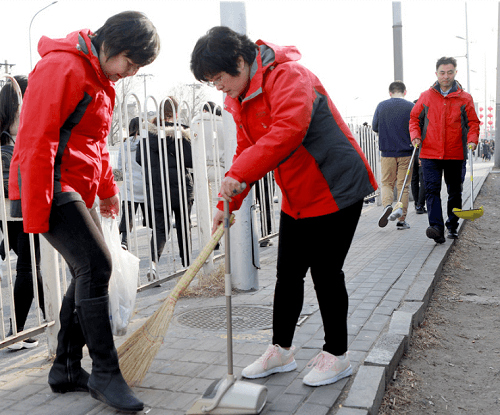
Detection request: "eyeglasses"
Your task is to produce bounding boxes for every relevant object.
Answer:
[205,74,223,88]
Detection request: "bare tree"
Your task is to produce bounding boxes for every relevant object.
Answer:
[166,82,211,120]
[109,77,140,146]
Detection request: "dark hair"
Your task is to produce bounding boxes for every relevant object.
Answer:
[128,117,140,137]
[389,81,405,94]
[203,101,221,116]
[92,11,160,66]
[0,75,28,145]
[191,26,257,82]
[436,57,457,71]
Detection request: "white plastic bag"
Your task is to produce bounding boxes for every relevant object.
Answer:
[102,217,140,336]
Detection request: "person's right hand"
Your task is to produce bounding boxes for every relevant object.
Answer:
[212,209,224,235]
[412,138,421,147]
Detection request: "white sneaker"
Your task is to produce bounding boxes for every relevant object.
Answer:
[303,351,352,386]
[147,262,157,282]
[242,344,297,379]
[7,337,39,350]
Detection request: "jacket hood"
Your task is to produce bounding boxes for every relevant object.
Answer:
[255,40,302,68]
[37,29,110,85]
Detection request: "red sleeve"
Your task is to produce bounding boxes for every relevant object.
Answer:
[98,139,119,201]
[409,96,424,140]
[465,97,480,145]
[221,63,315,212]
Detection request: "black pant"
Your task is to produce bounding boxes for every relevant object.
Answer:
[272,200,363,356]
[43,199,111,306]
[421,159,463,232]
[118,201,144,244]
[0,221,45,330]
[144,201,193,267]
[410,156,426,208]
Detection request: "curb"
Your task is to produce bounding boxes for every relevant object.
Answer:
[338,168,491,415]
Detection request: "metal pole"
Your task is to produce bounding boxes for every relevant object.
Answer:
[29,1,58,70]
[220,1,259,291]
[392,1,404,81]
[495,2,500,168]
[465,2,471,93]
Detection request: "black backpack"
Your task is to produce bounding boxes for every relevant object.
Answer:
[1,144,14,199]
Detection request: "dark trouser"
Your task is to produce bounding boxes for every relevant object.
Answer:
[43,199,111,305]
[410,157,426,208]
[421,159,463,232]
[0,221,45,330]
[145,201,193,267]
[272,200,363,356]
[118,201,144,235]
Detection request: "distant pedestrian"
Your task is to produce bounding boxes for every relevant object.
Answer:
[117,117,145,250]
[373,81,414,230]
[410,57,479,242]
[191,26,377,387]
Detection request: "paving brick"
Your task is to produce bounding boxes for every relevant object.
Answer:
[364,332,407,384]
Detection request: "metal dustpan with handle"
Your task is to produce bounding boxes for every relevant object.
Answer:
[453,146,484,221]
[187,195,267,415]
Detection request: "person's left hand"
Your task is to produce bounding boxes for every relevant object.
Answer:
[468,143,477,151]
[100,194,120,218]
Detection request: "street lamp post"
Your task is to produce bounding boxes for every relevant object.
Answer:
[29,1,58,70]
[456,3,471,92]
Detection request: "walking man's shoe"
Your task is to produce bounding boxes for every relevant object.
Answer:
[415,205,427,214]
[447,228,459,239]
[378,205,393,228]
[396,220,410,230]
[303,351,352,387]
[242,344,297,379]
[426,226,446,244]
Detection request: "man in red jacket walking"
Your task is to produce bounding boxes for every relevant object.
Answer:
[410,57,479,243]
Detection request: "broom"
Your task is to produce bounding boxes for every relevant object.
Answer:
[117,215,234,386]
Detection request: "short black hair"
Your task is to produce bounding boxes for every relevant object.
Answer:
[128,117,140,137]
[190,26,257,82]
[436,57,457,71]
[0,75,28,145]
[92,11,160,67]
[389,81,405,94]
[203,101,221,116]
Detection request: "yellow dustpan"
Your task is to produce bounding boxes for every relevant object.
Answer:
[453,146,484,221]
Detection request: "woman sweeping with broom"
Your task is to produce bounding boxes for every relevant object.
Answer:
[190,27,378,387]
[9,11,160,412]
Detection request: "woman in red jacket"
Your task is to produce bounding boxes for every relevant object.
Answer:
[191,27,377,387]
[10,12,159,412]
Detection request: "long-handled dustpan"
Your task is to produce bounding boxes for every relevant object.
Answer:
[389,144,418,221]
[187,199,267,415]
[453,146,484,221]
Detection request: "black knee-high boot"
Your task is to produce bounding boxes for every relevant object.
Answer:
[48,282,89,393]
[77,295,143,412]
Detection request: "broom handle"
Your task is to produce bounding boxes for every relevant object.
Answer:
[396,144,418,204]
[469,146,474,210]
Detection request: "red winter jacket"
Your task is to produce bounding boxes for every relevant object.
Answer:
[409,81,479,160]
[9,29,118,233]
[218,40,377,219]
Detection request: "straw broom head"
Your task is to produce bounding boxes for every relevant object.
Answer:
[117,216,233,386]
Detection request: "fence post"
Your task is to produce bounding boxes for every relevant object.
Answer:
[40,237,61,356]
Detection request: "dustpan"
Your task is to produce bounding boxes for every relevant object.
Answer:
[187,196,267,414]
[453,146,484,221]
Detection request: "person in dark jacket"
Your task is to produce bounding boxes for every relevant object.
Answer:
[0,75,45,350]
[136,97,194,276]
[372,81,415,230]
[191,26,377,387]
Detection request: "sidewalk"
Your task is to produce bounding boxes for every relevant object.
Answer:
[0,159,493,415]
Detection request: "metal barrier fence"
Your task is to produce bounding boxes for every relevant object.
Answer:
[0,86,378,353]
